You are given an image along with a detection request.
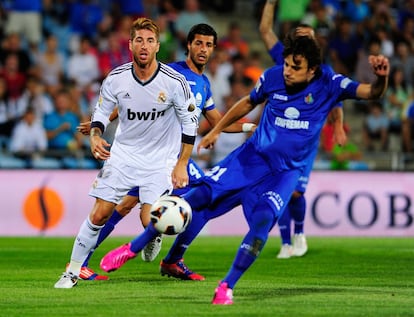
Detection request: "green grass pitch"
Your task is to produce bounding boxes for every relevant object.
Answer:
[0,236,413,317]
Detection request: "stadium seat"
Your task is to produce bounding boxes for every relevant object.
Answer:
[0,154,27,168]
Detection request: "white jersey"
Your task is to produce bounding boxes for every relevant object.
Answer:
[91,62,198,172]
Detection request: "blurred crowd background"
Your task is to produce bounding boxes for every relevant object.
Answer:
[0,0,413,171]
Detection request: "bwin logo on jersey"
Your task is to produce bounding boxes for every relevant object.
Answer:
[127,108,165,120]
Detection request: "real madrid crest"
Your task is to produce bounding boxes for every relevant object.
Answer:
[158,92,167,103]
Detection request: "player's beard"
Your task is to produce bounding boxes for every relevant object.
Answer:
[284,80,309,94]
[133,53,153,69]
[190,53,206,72]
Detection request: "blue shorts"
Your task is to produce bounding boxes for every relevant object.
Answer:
[193,142,302,221]
[295,146,318,193]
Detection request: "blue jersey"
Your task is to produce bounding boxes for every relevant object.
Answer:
[169,61,215,116]
[196,65,359,219]
[269,42,343,192]
[249,64,358,172]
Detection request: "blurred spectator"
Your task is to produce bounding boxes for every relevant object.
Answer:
[277,0,311,37]
[218,21,250,59]
[66,80,94,123]
[117,0,145,20]
[390,40,414,86]
[306,2,334,60]
[362,102,389,151]
[330,127,367,171]
[228,54,254,88]
[19,76,54,124]
[0,53,27,100]
[43,89,83,151]
[155,14,177,63]
[0,76,25,142]
[175,0,210,60]
[320,117,350,155]
[343,0,370,23]
[397,0,414,32]
[0,32,33,74]
[375,26,394,58]
[33,34,66,96]
[113,15,133,60]
[398,16,414,52]
[158,0,180,36]
[41,0,72,56]
[67,36,100,93]
[204,52,231,113]
[9,106,47,160]
[98,31,131,79]
[95,12,116,51]
[328,17,363,76]
[208,101,252,166]
[243,51,264,83]
[355,37,381,85]
[384,67,413,135]
[68,0,103,40]
[3,0,42,50]
[351,50,376,118]
[401,100,414,153]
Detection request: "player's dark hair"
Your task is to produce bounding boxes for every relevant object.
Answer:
[283,35,322,70]
[185,23,217,55]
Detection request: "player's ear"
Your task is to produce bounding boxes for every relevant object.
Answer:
[307,66,317,80]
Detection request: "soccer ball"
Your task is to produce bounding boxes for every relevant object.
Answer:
[150,195,192,235]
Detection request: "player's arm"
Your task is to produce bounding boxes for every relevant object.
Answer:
[77,107,119,135]
[259,0,278,51]
[203,108,256,133]
[198,95,255,152]
[356,55,389,100]
[172,81,198,188]
[329,106,347,146]
[89,125,111,160]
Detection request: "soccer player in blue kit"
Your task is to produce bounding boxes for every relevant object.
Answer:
[101,34,389,304]
[259,0,347,259]
[76,23,256,280]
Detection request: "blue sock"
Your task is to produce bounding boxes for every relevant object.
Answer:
[278,205,292,245]
[163,210,207,263]
[223,203,274,289]
[289,195,306,234]
[129,223,159,253]
[83,209,124,267]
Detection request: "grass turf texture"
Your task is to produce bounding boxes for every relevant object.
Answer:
[0,236,413,317]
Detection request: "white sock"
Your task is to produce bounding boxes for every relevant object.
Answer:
[68,217,103,276]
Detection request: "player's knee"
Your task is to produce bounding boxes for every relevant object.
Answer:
[116,196,139,216]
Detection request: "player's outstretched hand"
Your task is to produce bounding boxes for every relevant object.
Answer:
[368,55,389,77]
[77,121,91,135]
[197,130,220,154]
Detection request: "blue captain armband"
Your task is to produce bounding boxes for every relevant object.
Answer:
[182,133,196,145]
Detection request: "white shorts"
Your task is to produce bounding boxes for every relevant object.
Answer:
[89,160,173,205]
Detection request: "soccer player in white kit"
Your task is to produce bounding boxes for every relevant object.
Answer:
[54,17,198,289]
